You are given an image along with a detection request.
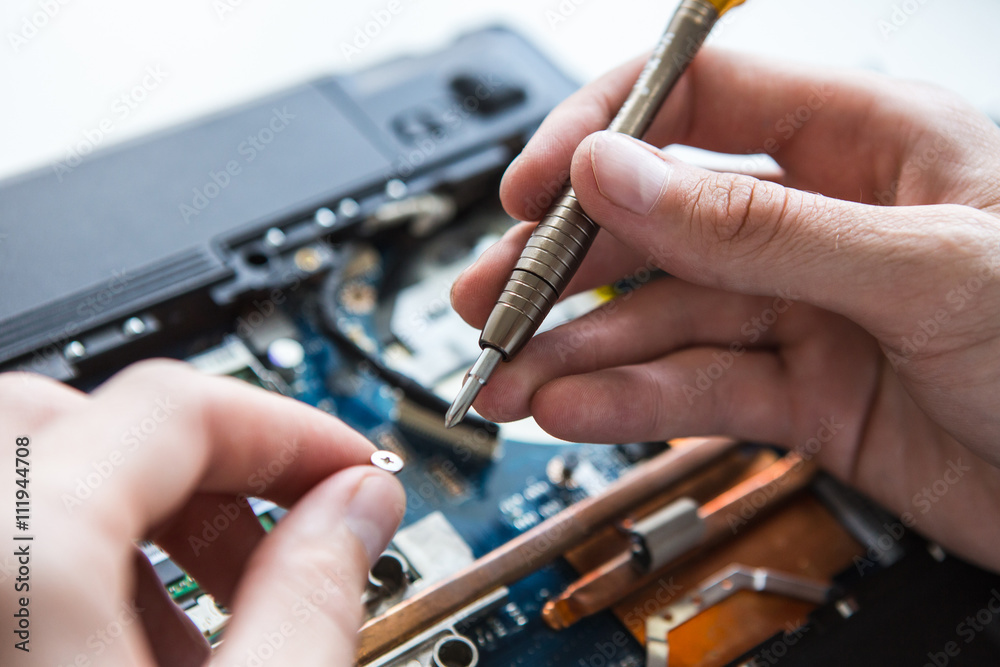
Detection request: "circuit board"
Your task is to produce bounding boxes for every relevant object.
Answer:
[137,198,650,666]
[281,317,648,667]
[8,20,999,663]
[161,334,649,667]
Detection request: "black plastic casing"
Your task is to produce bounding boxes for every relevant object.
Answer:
[0,27,577,379]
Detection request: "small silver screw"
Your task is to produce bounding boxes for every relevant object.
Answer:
[264,227,286,248]
[385,179,407,199]
[314,207,336,228]
[64,341,86,360]
[123,317,146,336]
[338,198,361,218]
[370,450,404,474]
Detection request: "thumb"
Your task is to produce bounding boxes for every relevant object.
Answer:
[211,467,404,667]
[570,130,982,331]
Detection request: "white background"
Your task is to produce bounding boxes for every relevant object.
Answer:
[1,0,998,181]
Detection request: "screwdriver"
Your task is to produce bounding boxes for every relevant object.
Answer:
[445,0,747,428]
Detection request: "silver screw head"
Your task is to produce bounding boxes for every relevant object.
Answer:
[370,450,404,474]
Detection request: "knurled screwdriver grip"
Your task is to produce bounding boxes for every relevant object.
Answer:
[446,0,745,428]
[480,0,725,359]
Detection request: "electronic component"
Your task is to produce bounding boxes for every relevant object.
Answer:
[0,28,578,379]
[357,438,739,662]
[8,20,1000,667]
[369,551,410,596]
[266,337,306,377]
[187,336,290,395]
[645,565,830,667]
[542,453,816,630]
[372,450,405,474]
[152,558,186,589]
[391,512,476,593]
[364,550,414,616]
[185,595,230,641]
[629,498,706,571]
[363,589,506,667]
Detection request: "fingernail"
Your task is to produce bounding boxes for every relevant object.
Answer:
[591,131,672,215]
[344,473,402,564]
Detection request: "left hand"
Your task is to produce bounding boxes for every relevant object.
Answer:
[0,359,405,666]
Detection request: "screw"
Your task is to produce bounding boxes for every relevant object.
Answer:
[370,450,404,474]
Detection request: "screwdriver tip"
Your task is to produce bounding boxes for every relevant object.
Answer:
[444,347,503,428]
[444,381,476,429]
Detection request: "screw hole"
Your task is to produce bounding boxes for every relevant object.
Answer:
[433,636,478,667]
[246,252,270,266]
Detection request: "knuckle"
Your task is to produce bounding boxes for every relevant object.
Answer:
[0,371,83,421]
[112,357,194,386]
[714,177,773,242]
[98,358,199,423]
[897,80,968,116]
[889,81,987,150]
[0,371,60,398]
[701,175,800,257]
[637,367,668,438]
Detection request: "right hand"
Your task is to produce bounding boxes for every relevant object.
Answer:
[451,49,1000,570]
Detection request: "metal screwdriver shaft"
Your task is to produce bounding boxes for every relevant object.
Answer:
[444,347,502,427]
[445,0,746,428]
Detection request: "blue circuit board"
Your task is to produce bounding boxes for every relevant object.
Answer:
[288,310,646,666]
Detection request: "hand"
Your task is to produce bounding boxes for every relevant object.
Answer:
[452,49,1000,571]
[0,359,404,666]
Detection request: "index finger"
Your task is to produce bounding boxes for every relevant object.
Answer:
[45,359,377,541]
[501,48,915,220]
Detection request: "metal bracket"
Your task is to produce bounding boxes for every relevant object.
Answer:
[646,564,831,667]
